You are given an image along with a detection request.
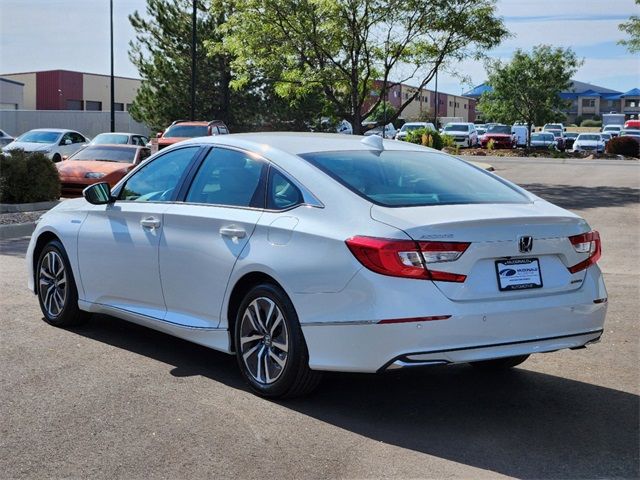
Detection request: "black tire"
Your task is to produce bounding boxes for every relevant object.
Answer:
[36,240,90,327]
[470,354,529,370]
[52,153,61,163]
[234,283,321,398]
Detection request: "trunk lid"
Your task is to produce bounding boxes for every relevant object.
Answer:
[371,201,592,301]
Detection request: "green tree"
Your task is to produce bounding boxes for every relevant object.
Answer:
[128,0,261,132]
[369,101,397,124]
[220,0,508,134]
[478,45,582,149]
[618,0,640,53]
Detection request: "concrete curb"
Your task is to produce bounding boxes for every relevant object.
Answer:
[0,200,60,214]
[0,222,36,240]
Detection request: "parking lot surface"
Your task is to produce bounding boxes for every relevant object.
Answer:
[1,157,638,479]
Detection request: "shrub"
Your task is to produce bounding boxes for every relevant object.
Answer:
[487,139,495,150]
[405,127,444,150]
[580,119,602,127]
[0,150,60,203]
[441,133,455,148]
[606,136,639,157]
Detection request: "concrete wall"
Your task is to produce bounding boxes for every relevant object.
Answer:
[0,110,150,138]
[0,78,25,109]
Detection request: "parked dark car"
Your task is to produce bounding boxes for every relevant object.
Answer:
[564,132,578,150]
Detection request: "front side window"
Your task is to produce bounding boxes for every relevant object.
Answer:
[185,148,266,207]
[301,150,529,207]
[119,147,198,202]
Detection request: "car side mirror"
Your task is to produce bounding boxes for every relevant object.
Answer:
[62,155,69,161]
[63,139,72,145]
[83,182,114,205]
[564,127,567,131]
[156,132,162,138]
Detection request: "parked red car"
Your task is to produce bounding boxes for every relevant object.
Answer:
[624,119,640,130]
[156,120,229,150]
[480,124,516,149]
[56,144,150,197]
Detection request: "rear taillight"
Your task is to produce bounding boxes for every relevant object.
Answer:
[568,230,601,273]
[345,236,469,282]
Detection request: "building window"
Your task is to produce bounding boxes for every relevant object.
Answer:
[66,99,83,110]
[113,102,124,111]
[86,101,102,111]
[625,100,637,108]
[449,101,452,107]
[394,91,399,98]
[582,98,596,108]
[464,104,467,109]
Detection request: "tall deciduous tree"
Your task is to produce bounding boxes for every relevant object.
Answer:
[478,45,582,148]
[220,0,508,134]
[128,0,259,132]
[618,0,640,53]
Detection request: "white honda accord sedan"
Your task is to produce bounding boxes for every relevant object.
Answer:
[27,133,607,397]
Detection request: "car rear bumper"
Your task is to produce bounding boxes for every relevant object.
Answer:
[298,266,607,373]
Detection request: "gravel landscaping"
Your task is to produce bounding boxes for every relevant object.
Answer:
[0,210,48,225]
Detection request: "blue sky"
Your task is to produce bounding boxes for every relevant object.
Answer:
[0,0,638,96]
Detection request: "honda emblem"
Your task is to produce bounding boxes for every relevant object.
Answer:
[519,236,533,253]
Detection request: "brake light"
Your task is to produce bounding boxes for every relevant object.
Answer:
[345,236,469,282]
[568,230,601,273]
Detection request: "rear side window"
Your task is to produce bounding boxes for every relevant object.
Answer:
[185,148,266,207]
[267,170,303,210]
[300,150,529,207]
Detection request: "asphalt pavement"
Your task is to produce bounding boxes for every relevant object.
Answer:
[1,157,638,479]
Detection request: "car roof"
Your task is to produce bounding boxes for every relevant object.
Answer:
[85,143,144,149]
[28,128,76,133]
[94,132,143,136]
[177,132,428,156]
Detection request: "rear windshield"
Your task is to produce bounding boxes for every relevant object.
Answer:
[300,150,529,207]
[70,146,139,163]
[164,125,208,138]
[91,133,130,144]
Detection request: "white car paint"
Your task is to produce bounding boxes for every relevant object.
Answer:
[27,133,607,377]
[573,133,605,153]
[2,128,88,161]
[395,122,436,140]
[441,122,478,147]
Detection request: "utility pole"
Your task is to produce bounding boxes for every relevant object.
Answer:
[190,0,197,120]
[110,0,115,132]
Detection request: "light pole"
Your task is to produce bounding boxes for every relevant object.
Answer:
[110,0,115,132]
[190,0,197,120]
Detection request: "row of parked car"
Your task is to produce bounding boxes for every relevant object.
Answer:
[0,120,231,197]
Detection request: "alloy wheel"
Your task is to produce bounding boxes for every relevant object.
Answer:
[39,251,67,318]
[239,297,289,385]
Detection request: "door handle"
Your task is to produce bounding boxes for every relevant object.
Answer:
[140,217,161,229]
[220,226,247,239]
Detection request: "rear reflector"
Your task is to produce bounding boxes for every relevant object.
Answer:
[345,236,469,282]
[568,231,601,273]
[378,315,451,324]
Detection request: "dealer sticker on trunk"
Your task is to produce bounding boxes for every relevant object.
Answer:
[495,258,543,291]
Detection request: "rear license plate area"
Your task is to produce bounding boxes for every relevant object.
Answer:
[495,258,543,291]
